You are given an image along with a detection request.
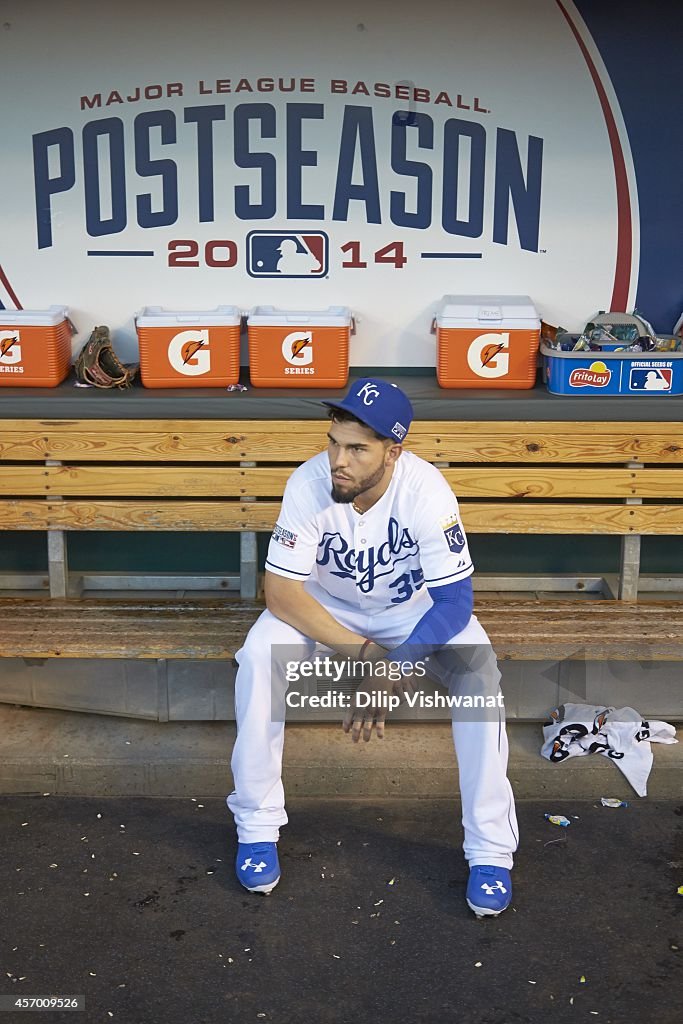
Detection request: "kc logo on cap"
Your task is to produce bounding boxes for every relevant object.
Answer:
[323,377,414,442]
[357,382,380,405]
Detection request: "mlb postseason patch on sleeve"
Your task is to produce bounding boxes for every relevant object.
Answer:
[440,513,465,554]
[272,524,298,549]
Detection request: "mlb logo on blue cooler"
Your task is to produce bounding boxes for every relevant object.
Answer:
[247,231,328,278]
[629,364,673,392]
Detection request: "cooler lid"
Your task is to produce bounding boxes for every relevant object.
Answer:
[0,305,69,327]
[135,305,242,327]
[436,295,539,325]
[248,305,353,327]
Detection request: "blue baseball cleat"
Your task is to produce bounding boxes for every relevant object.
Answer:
[466,865,512,918]
[236,841,280,894]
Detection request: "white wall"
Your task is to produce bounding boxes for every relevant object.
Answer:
[0,0,638,361]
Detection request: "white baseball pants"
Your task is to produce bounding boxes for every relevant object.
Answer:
[227,593,519,868]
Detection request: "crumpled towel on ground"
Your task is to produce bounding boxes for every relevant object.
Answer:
[541,703,678,796]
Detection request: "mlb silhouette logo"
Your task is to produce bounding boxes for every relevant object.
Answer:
[246,231,328,278]
[629,366,673,391]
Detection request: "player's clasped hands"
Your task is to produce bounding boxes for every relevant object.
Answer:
[342,642,417,743]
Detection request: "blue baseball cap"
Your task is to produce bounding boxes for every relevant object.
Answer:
[323,378,413,442]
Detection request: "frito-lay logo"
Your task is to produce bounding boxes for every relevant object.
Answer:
[568,361,611,388]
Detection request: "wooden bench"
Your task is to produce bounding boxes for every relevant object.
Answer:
[1,417,683,672]
[1,596,682,662]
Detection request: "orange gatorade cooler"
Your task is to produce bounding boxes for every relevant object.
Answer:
[135,306,242,388]
[0,306,73,387]
[247,306,353,388]
[435,295,541,389]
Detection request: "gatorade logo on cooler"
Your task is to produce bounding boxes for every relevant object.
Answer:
[0,331,22,365]
[568,361,612,388]
[167,330,211,376]
[282,331,314,374]
[467,333,510,378]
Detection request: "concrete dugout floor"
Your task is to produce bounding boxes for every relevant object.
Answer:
[1,796,681,1024]
[0,706,681,800]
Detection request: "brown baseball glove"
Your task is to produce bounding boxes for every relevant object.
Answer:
[74,326,138,389]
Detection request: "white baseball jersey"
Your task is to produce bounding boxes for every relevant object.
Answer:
[266,450,474,611]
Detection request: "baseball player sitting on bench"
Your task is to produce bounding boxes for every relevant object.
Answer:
[227,378,519,917]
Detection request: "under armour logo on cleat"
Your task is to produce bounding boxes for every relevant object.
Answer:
[241,858,267,873]
[481,881,507,895]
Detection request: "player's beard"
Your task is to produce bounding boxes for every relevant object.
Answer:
[331,460,387,504]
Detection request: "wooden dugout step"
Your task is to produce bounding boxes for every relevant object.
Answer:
[1,598,682,662]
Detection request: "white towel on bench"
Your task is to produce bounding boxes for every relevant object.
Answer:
[541,703,678,796]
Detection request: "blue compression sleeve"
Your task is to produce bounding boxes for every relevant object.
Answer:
[387,577,474,666]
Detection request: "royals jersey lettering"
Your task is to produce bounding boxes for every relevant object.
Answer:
[265,450,473,610]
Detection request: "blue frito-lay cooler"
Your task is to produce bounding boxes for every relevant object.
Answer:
[542,343,683,396]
